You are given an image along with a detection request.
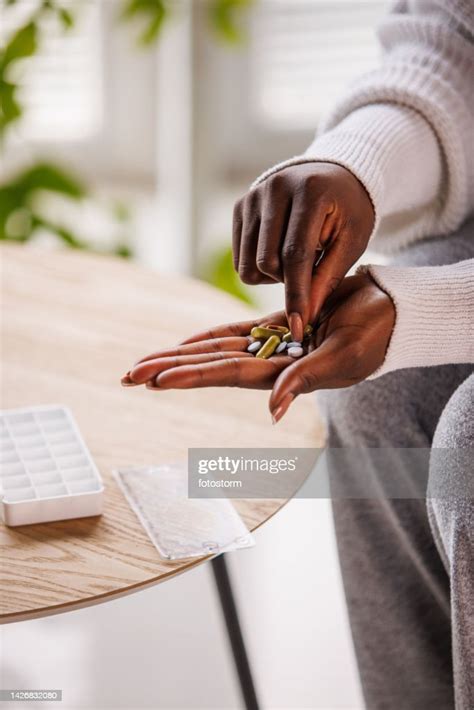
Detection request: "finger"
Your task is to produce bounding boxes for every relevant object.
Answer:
[136,313,288,364]
[282,201,330,340]
[152,355,292,390]
[239,192,273,285]
[309,232,359,323]
[255,184,291,282]
[180,319,259,345]
[232,198,244,271]
[133,336,250,367]
[180,311,288,346]
[130,351,252,385]
[269,332,352,421]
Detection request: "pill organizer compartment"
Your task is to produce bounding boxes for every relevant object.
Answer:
[0,405,104,526]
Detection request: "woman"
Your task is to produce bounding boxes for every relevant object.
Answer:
[123,2,473,707]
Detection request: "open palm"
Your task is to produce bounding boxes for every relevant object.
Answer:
[122,310,294,391]
[122,274,394,422]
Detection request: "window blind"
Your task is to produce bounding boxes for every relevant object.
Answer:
[1,0,103,141]
[250,0,388,130]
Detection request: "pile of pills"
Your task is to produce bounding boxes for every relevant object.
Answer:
[247,323,313,359]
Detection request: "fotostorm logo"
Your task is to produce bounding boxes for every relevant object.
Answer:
[189,448,314,497]
[197,456,298,477]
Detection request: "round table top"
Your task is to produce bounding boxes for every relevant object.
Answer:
[0,244,323,623]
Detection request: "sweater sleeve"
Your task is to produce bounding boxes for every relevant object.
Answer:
[359,258,474,378]
[251,1,474,253]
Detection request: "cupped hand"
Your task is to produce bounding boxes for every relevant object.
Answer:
[121,311,294,391]
[233,163,375,341]
[122,274,395,423]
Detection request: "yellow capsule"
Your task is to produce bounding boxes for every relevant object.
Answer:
[255,335,281,359]
[303,324,313,337]
[282,332,293,343]
[251,326,287,340]
[261,323,289,334]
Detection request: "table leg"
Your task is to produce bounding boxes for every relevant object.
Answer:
[211,555,260,710]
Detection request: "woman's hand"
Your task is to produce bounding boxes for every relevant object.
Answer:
[233,163,375,341]
[268,272,395,422]
[121,311,293,391]
[121,274,395,422]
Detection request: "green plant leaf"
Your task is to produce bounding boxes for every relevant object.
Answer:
[208,0,253,45]
[140,10,166,45]
[2,22,38,69]
[0,189,28,240]
[0,163,86,241]
[120,0,167,46]
[13,163,87,199]
[4,206,33,240]
[0,80,22,135]
[115,243,133,258]
[57,7,74,30]
[31,214,87,249]
[202,245,255,305]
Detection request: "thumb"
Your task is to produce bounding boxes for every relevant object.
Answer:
[269,334,348,423]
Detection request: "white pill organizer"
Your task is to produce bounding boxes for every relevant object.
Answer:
[0,405,104,526]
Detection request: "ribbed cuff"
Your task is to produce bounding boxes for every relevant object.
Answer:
[359,259,474,378]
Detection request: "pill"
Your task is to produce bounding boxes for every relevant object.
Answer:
[283,332,293,343]
[288,346,304,358]
[287,341,302,348]
[303,324,313,337]
[251,326,287,340]
[247,340,262,353]
[276,341,287,354]
[262,324,289,334]
[256,335,281,359]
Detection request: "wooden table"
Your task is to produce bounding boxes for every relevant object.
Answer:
[0,244,322,624]
[1,244,324,710]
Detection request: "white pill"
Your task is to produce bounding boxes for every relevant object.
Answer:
[288,346,304,358]
[287,341,302,348]
[276,342,287,354]
[247,340,262,353]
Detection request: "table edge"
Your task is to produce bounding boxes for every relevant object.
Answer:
[1,497,288,624]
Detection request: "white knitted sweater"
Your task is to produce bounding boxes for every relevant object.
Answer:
[253,0,474,377]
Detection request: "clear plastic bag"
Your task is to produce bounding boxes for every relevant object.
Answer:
[113,464,254,559]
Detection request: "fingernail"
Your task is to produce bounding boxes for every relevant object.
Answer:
[288,313,303,342]
[121,375,137,387]
[271,393,295,424]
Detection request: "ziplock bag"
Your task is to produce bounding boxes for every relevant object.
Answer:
[113,464,254,559]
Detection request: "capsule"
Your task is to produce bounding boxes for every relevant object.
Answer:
[256,335,281,359]
[251,326,287,340]
[303,324,313,338]
[282,332,293,343]
[262,323,289,334]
